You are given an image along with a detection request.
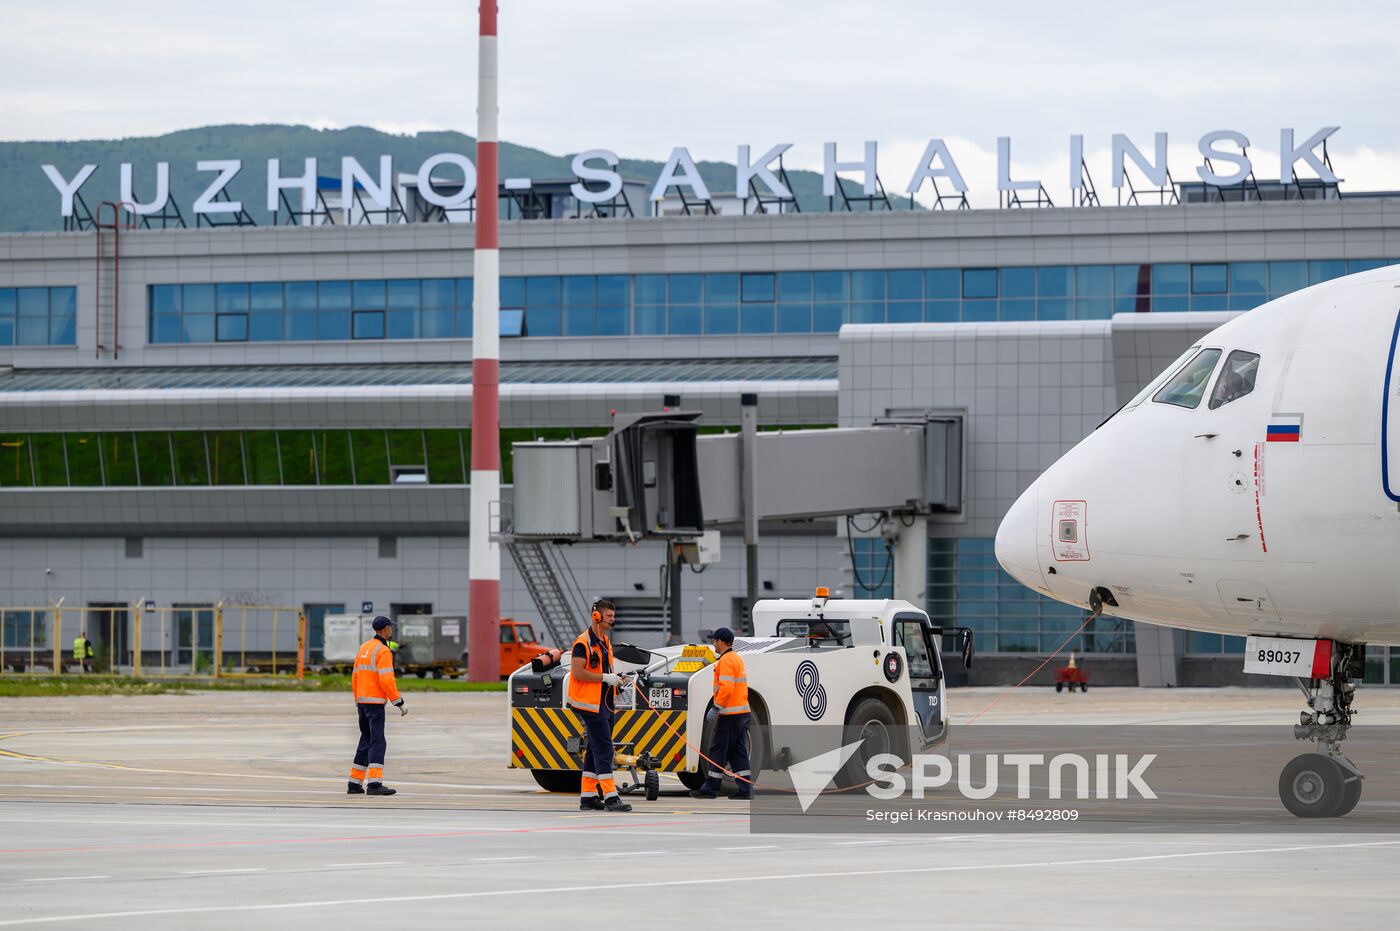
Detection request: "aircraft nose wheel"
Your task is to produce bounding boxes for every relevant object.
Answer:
[1279,753,1361,818]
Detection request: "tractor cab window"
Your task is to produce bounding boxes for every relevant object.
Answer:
[893,618,937,681]
[1208,351,1261,410]
[776,619,851,645]
[516,623,537,643]
[500,625,517,643]
[1153,348,1222,409]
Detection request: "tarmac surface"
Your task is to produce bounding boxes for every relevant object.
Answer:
[3,686,1400,928]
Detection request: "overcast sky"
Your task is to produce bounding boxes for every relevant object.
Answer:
[4,0,1399,204]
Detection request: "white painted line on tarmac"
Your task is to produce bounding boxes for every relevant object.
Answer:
[469,856,535,863]
[832,840,889,846]
[20,876,109,883]
[598,850,664,857]
[179,868,266,875]
[325,861,405,868]
[714,845,779,851]
[4,837,1398,926]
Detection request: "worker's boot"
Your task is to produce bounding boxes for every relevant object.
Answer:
[602,797,632,812]
[579,796,605,811]
[688,787,719,799]
[346,781,365,795]
[366,783,397,796]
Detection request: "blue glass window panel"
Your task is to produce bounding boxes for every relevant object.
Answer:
[286,312,317,341]
[887,269,922,301]
[1269,261,1306,296]
[562,305,596,336]
[923,300,959,322]
[925,269,960,299]
[525,276,560,306]
[352,311,385,339]
[182,314,215,343]
[1001,267,1035,298]
[850,270,886,301]
[962,268,998,299]
[352,280,386,309]
[249,312,282,341]
[151,316,181,343]
[740,303,775,333]
[455,278,473,309]
[216,283,249,312]
[500,277,526,307]
[777,272,812,301]
[216,314,248,341]
[1223,635,1247,654]
[668,305,701,335]
[999,299,1035,321]
[1114,265,1146,298]
[850,301,884,324]
[1191,263,1227,294]
[1348,259,1385,275]
[0,318,12,345]
[151,285,180,315]
[1153,296,1189,312]
[1074,298,1113,319]
[182,284,215,313]
[49,314,76,345]
[1115,295,1143,314]
[777,303,812,332]
[887,302,921,323]
[961,300,996,322]
[18,288,48,317]
[51,287,76,316]
[317,310,350,340]
[1188,632,1223,653]
[455,308,473,338]
[1075,265,1113,296]
[596,305,628,336]
[1036,298,1070,320]
[1230,262,1268,293]
[318,281,351,310]
[1191,294,1229,312]
[741,273,775,303]
[423,279,455,310]
[17,317,48,345]
[500,309,525,337]
[813,302,843,332]
[813,271,848,301]
[250,282,282,311]
[562,276,595,306]
[387,310,417,339]
[669,274,702,303]
[1308,260,1346,285]
[634,306,666,335]
[1036,266,1072,297]
[705,274,740,304]
[597,276,628,305]
[1151,263,1188,295]
[285,281,318,311]
[634,275,666,304]
[525,306,560,337]
[1229,293,1268,311]
[387,279,421,310]
[0,289,14,317]
[705,303,739,334]
[420,309,454,338]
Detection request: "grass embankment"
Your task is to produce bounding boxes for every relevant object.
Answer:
[0,674,506,698]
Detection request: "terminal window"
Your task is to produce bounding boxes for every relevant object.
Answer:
[0,287,77,346]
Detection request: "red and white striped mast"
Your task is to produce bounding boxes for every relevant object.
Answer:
[469,0,501,682]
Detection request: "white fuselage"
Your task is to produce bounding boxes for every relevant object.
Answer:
[996,267,1400,646]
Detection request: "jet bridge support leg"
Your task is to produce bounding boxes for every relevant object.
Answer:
[893,516,928,607]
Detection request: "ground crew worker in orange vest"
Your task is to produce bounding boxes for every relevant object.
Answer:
[567,599,632,812]
[690,627,751,799]
[348,616,406,796]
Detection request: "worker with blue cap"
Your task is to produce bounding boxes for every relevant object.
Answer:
[348,616,406,796]
[690,627,752,799]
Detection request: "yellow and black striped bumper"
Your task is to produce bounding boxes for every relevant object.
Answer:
[510,708,690,772]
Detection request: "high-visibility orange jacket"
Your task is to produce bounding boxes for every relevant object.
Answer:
[713,648,749,715]
[567,628,614,714]
[352,636,401,705]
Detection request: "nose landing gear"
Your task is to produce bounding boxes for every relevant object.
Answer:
[1279,643,1364,818]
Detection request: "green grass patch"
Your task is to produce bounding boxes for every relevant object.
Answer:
[0,674,506,698]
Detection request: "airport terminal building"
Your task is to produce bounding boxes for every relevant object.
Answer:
[4,180,1400,685]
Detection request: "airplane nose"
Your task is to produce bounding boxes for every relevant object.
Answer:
[995,481,1046,592]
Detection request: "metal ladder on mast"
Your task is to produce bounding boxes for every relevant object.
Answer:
[506,540,587,648]
[94,202,134,359]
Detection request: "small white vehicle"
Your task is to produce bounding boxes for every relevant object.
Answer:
[506,589,974,795]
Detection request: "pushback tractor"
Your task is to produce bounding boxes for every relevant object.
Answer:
[506,589,974,795]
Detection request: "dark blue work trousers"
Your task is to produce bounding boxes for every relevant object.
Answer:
[701,712,751,796]
[354,703,387,781]
[577,705,617,798]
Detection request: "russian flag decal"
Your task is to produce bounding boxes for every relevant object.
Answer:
[1267,414,1302,443]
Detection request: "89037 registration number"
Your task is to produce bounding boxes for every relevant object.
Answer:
[1242,635,1328,678]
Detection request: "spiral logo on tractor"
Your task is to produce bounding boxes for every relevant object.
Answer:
[795,660,828,721]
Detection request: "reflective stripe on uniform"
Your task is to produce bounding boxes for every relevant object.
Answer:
[720,704,750,714]
[378,668,394,675]
[569,699,600,712]
[357,697,387,704]
[718,675,747,683]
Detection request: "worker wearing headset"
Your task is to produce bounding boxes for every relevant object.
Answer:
[567,599,633,812]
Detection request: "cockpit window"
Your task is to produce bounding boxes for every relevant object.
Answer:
[1123,345,1200,412]
[1153,348,1222,409]
[1207,351,1260,410]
